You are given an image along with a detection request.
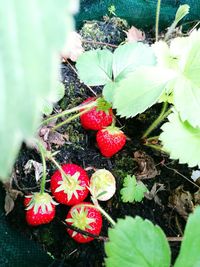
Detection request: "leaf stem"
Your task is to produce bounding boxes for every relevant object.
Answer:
[142,102,171,139]
[155,0,162,42]
[145,136,159,142]
[37,142,47,194]
[144,143,165,152]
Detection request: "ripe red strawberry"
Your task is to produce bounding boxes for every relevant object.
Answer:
[80,97,113,130]
[24,192,57,226]
[96,126,126,157]
[65,202,102,243]
[50,163,89,206]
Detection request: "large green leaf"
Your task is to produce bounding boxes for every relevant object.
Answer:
[159,111,200,167]
[174,77,200,127]
[113,66,174,118]
[174,206,200,267]
[0,0,78,180]
[113,43,156,81]
[76,49,113,86]
[103,81,117,103]
[183,29,200,87]
[154,30,200,127]
[42,82,65,116]
[105,216,171,267]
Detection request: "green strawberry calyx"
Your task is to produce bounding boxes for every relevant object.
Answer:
[103,125,124,135]
[25,192,57,214]
[66,206,95,237]
[96,97,112,114]
[55,171,84,201]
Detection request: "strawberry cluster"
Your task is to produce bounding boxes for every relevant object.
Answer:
[24,96,125,244]
[80,97,126,157]
[24,164,116,243]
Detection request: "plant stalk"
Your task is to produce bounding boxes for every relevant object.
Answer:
[42,101,96,126]
[155,0,162,42]
[142,102,171,139]
[48,155,71,184]
[96,204,116,227]
[52,107,91,131]
[76,203,116,227]
[144,143,165,152]
[38,142,47,194]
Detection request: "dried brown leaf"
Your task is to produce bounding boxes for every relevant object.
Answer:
[38,120,69,150]
[24,160,43,182]
[145,183,165,207]
[3,182,23,215]
[133,151,159,179]
[168,186,194,220]
[125,26,145,43]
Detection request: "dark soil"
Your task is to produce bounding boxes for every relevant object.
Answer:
[4,17,197,267]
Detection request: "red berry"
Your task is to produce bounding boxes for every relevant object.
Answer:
[50,163,89,206]
[24,192,57,226]
[80,97,113,130]
[66,202,102,243]
[96,126,126,157]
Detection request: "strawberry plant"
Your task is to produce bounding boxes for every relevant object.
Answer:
[76,4,200,168]
[3,1,200,266]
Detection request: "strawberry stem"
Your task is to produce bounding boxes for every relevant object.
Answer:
[42,100,97,126]
[38,142,47,195]
[36,140,72,185]
[111,115,116,127]
[48,155,72,185]
[51,107,92,131]
[95,203,116,227]
[75,202,116,227]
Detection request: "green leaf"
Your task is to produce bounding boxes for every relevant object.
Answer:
[76,49,113,86]
[174,77,200,127]
[113,43,156,81]
[105,216,171,267]
[159,111,200,167]
[120,175,147,203]
[174,206,200,267]
[183,29,200,87]
[113,66,174,118]
[0,0,77,180]
[42,82,65,116]
[165,5,190,41]
[103,81,117,103]
[174,4,190,25]
[42,101,54,116]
